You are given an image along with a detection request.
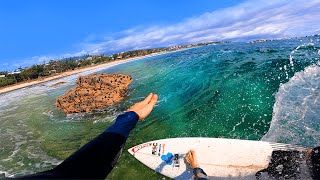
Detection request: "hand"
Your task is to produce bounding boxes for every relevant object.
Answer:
[186,150,200,169]
[127,93,158,120]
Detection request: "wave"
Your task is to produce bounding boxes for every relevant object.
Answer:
[262,64,320,147]
[0,170,14,178]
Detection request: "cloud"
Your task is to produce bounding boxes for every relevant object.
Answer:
[84,0,320,54]
[10,50,89,69]
[3,0,320,71]
[1,63,9,66]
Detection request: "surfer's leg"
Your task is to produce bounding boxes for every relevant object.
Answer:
[17,113,137,179]
[15,93,158,179]
[186,150,208,180]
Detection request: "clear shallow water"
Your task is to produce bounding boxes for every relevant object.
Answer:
[0,37,320,179]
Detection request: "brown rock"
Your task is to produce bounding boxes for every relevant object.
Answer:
[56,73,133,114]
[50,81,66,87]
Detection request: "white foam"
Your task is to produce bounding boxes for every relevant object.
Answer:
[0,84,47,109]
[0,170,14,178]
[262,65,320,147]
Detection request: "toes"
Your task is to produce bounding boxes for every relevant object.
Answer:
[142,93,153,104]
[149,94,158,106]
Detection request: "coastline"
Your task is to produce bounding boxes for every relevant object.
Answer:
[0,51,173,95]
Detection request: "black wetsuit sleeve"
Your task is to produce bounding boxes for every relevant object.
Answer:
[17,111,139,179]
[193,167,208,180]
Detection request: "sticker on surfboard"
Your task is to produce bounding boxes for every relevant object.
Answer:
[152,143,157,155]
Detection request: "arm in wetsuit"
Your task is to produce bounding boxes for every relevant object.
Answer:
[17,111,139,179]
[193,167,208,180]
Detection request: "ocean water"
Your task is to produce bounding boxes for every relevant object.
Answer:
[0,37,320,179]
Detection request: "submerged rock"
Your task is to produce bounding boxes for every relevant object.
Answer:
[50,81,66,87]
[56,73,132,114]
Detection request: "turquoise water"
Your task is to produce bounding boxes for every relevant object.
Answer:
[0,37,320,179]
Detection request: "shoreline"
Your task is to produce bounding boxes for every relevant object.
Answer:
[0,50,174,95]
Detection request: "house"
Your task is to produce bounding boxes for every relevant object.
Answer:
[49,70,57,74]
[8,71,21,75]
[0,75,5,78]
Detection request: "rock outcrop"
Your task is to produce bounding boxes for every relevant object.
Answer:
[56,73,132,114]
[50,81,66,87]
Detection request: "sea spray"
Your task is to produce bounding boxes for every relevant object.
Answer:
[262,64,320,147]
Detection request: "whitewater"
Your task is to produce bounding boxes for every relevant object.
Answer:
[0,36,319,179]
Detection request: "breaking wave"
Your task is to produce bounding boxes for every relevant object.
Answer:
[262,64,320,147]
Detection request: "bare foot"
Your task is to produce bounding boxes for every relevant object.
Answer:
[186,150,200,169]
[127,93,158,120]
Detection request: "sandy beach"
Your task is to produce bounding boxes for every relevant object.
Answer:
[0,51,170,95]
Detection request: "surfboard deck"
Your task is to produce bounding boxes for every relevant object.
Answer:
[128,138,310,179]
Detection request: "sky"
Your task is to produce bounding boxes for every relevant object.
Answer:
[0,0,320,71]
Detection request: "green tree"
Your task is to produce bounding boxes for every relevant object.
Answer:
[0,77,16,87]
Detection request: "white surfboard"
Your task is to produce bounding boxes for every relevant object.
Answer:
[128,138,309,179]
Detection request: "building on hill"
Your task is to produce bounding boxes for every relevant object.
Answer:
[49,70,57,74]
[7,67,23,75]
